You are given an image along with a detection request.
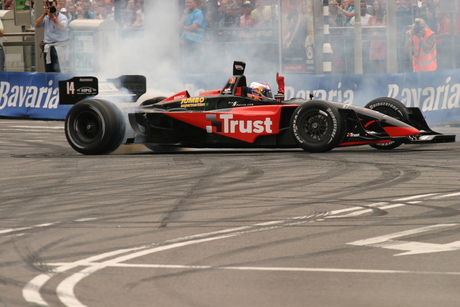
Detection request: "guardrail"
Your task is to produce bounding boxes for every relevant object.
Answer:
[2,31,36,72]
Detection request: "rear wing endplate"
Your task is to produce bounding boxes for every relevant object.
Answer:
[59,75,147,105]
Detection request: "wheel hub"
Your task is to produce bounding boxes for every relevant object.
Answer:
[311,121,320,130]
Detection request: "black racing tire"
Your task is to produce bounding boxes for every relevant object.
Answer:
[291,101,346,153]
[140,96,167,106]
[365,97,409,150]
[365,97,410,122]
[65,99,126,155]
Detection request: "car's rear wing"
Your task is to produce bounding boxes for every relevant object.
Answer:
[59,75,146,104]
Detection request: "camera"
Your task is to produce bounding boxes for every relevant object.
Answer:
[413,18,422,35]
[48,0,56,13]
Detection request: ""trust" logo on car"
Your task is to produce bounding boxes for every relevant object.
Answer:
[206,114,273,134]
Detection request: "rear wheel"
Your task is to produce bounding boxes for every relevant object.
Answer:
[365,98,409,150]
[65,99,125,155]
[291,101,346,152]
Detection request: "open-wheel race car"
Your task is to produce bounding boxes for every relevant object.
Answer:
[60,61,455,155]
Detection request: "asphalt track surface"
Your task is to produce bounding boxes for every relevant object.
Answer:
[1,118,459,307]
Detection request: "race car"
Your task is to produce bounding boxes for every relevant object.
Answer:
[60,61,455,155]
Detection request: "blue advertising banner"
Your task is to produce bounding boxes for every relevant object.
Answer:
[2,70,460,123]
[183,70,460,123]
[0,72,72,119]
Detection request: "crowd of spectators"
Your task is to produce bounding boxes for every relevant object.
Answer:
[197,0,460,74]
[60,0,144,29]
[2,0,460,74]
[197,0,279,42]
[329,0,460,73]
[1,0,144,29]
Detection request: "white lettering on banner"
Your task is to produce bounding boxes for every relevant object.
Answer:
[0,80,59,110]
[285,83,354,104]
[182,76,460,114]
[388,77,460,111]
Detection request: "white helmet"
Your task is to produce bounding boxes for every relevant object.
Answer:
[247,81,273,100]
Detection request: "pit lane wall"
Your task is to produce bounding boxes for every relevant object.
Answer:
[1,70,460,122]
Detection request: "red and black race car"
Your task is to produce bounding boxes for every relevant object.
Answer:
[60,61,455,155]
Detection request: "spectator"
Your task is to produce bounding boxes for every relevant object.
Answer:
[338,0,355,27]
[0,18,4,71]
[179,0,206,71]
[396,0,413,72]
[105,0,115,20]
[76,6,86,19]
[68,5,77,20]
[251,0,270,27]
[350,0,372,26]
[329,0,345,28]
[35,0,69,73]
[196,0,208,21]
[60,7,70,21]
[240,2,255,39]
[93,4,105,19]
[232,3,243,20]
[122,0,137,28]
[132,2,144,28]
[436,8,453,70]
[30,0,36,29]
[251,0,277,40]
[368,0,387,73]
[283,0,307,52]
[328,0,346,74]
[404,18,437,72]
[396,0,412,33]
[4,0,14,9]
[218,4,238,41]
[205,0,220,29]
[65,0,73,9]
[215,1,230,27]
[417,0,437,31]
[82,0,95,19]
[365,0,374,15]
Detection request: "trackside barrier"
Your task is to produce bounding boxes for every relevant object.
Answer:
[1,70,460,122]
[0,72,72,119]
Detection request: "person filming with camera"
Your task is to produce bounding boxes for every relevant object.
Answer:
[404,17,437,72]
[35,0,69,73]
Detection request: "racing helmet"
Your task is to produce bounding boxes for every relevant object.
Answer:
[247,81,273,100]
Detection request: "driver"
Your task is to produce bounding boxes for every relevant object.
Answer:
[247,81,273,100]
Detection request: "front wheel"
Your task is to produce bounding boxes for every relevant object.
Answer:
[65,99,126,155]
[365,97,409,150]
[291,101,346,152]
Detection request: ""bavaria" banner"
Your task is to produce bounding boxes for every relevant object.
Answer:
[1,70,460,123]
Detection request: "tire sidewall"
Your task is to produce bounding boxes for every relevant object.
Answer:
[291,101,345,152]
[65,99,125,155]
[364,97,409,149]
[365,97,410,123]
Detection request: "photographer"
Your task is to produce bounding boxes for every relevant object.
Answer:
[35,0,69,73]
[404,17,437,72]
